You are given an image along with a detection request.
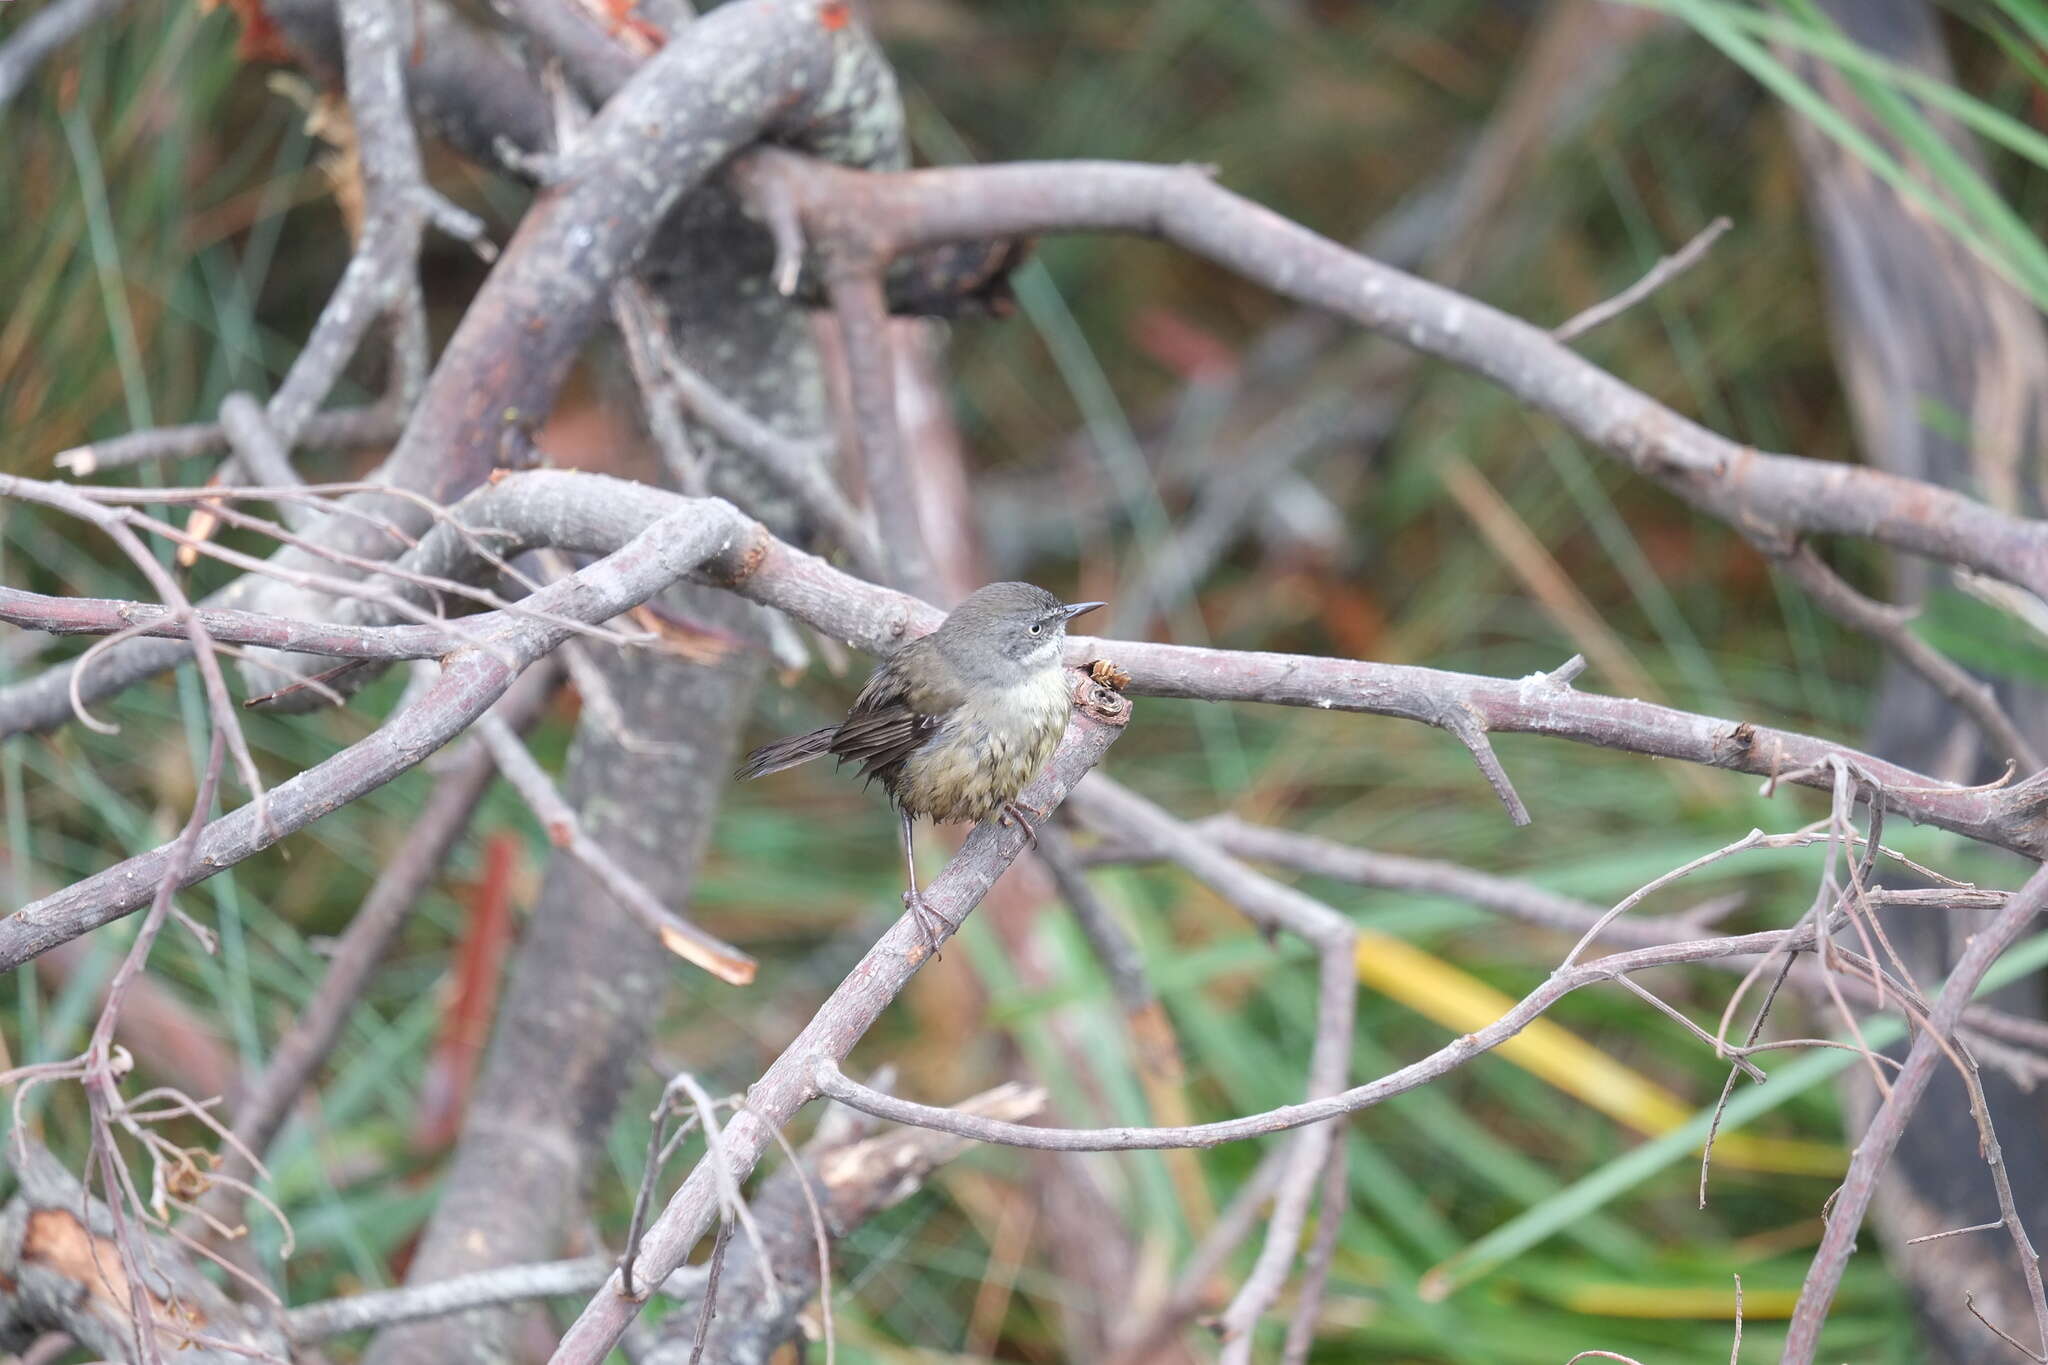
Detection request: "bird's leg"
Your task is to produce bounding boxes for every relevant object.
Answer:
[899,805,951,956]
[998,799,1047,847]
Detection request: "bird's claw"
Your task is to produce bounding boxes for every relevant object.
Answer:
[999,800,1046,847]
[904,888,953,958]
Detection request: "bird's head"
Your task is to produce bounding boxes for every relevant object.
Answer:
[933,581,1105,680]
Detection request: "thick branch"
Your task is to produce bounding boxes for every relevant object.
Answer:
[545,677,1131,1362]
[744,150,2048,599]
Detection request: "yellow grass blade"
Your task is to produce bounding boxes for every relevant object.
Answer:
[1355,931,1843,1176]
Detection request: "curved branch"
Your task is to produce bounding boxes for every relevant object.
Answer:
[739,150,2048,600]
[545,681,1132,1362]
[0,500,745,973]
[802,923,1839,1151]
[1783,863,2048,1362]
[8,467,2046,862]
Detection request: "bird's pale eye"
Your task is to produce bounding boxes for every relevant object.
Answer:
[1028,622,1043,635]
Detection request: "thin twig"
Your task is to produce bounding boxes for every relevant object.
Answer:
[1781,864,2048,1364]
[285,1257,695,1341]
[1777,543,2042,772]
[474,712,757,983]
[1552,216,1733,343]
[686,1216,735,1364]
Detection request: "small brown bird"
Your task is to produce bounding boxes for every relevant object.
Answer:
[737,582,1104,949]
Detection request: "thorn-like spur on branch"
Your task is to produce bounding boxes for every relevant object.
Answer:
[1434,697,1532,826]
[738,149,2048,601]
[544,683,1130,1363]
[1552,216,1733,344]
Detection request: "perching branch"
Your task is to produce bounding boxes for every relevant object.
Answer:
[544,674,1131,1362]
[10,467,2048,878]
[0,494,747,972]
[12,463,2048,979]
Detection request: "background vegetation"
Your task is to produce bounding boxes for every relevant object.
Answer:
[7,1,2048,1360]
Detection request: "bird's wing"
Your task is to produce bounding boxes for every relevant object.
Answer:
[830,706,941,783]
[831,639,958,783]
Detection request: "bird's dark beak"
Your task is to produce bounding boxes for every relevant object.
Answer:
[1060,601,1106,623]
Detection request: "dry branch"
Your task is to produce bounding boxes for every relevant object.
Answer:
[13,462,2048,979]
[735,148,2048,600]
[1783,863,2048,1363]
[544,674,1131,1361]
[0,1143,284,1363]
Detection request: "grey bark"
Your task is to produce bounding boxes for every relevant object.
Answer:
[363,15,901,1356]
[1788,3,2048,1358]
[0,1144,286,1363]
[363,606,766,1365]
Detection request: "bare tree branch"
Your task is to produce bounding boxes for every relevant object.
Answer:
[287,1257,640,1343]
[54,403,403,477]
[1783,863,2048,1364]
[194,662,561,1240]
[738,148,2048,599]
[1775,542,2042,771]
[473,708,756,984]
[0,498,743,971]
[545,674,1131,1362]
[0,1142,285,1363]
[13,464,2048,985]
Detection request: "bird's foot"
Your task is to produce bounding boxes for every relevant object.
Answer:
[905,888,954,958]
[999,800,1047,847]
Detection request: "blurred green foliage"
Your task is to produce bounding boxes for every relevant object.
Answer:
[5,1,2048,1361]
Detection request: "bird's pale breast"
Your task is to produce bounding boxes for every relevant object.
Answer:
[892,664,1071,824]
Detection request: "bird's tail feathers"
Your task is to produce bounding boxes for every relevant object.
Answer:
[735,725,838,780]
